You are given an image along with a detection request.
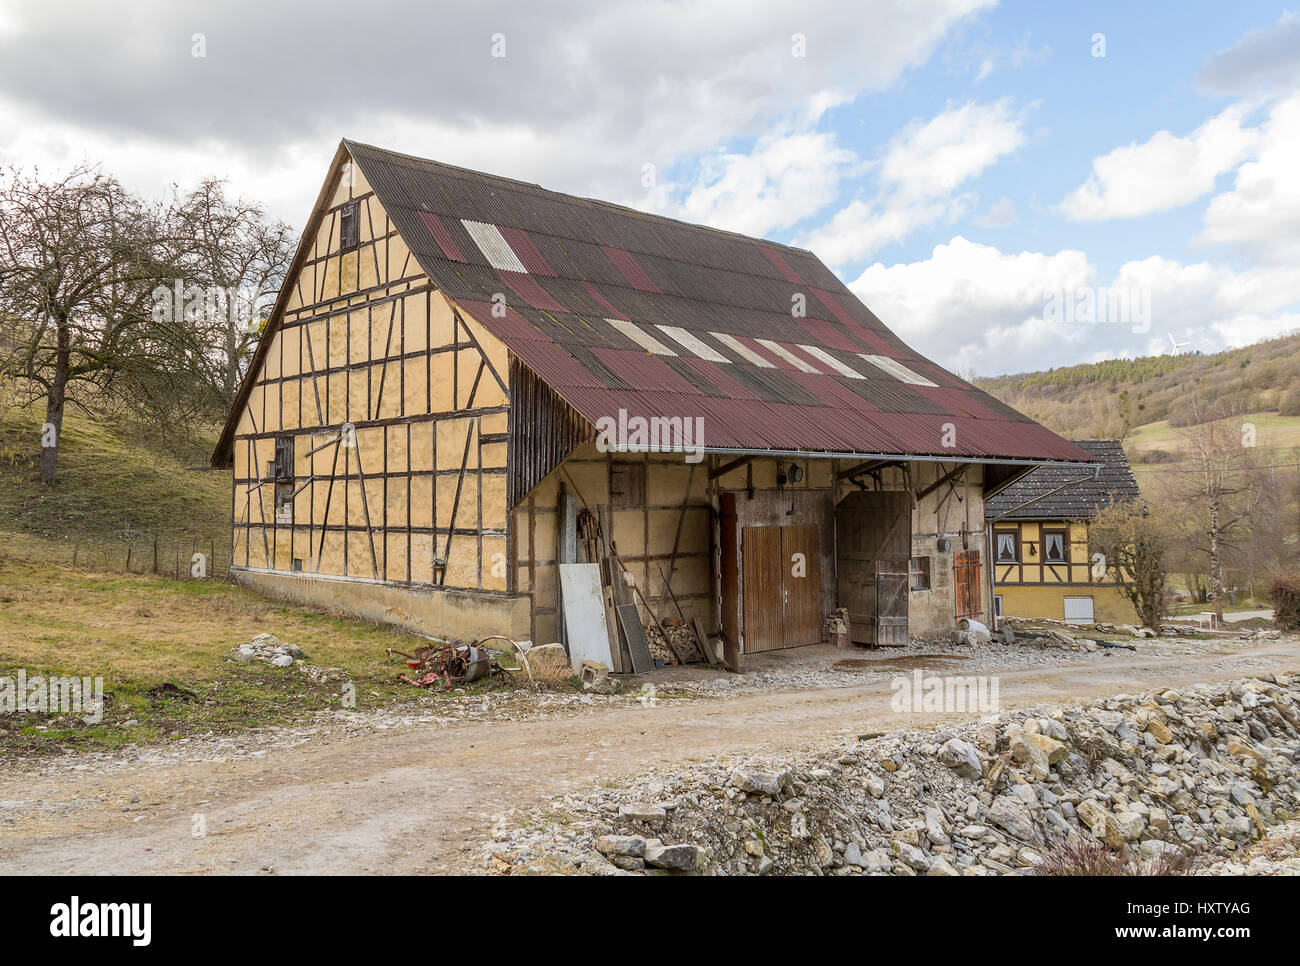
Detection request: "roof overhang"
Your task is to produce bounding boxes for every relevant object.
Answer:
[602,444,1099,469]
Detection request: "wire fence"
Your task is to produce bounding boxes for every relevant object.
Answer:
[48,532,231,581]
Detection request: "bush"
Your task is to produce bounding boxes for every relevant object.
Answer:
[1269,575,1300,631]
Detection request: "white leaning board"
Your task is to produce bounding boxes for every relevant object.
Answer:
[558,563,613,670]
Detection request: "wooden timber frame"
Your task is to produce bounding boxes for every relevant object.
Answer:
[230,155,513,597]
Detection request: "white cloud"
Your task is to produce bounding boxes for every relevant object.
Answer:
[798,99,1028,264]
[1197,11,1300,96]
[656,129,859,237]
[0,0,994,225]
[976,196,1016,227]
[849,236,1091,369]
[1059,104,1262,221]
[879,98,1028,199]
[846,236,1300,375]
[1198,94,1300,264]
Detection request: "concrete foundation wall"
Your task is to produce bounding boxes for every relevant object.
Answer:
[231,567,531,641]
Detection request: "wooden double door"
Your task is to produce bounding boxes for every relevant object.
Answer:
[742,525,821,652]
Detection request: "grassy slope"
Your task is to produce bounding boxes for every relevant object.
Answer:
[0,403,548,757]
[0,401,231,543]
[1125,411,1300,485]
[976,331,1300,443]
[977,336,1300,486]
[0,532,549,757]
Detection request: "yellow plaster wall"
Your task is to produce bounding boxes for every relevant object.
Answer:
[229,149,515,624]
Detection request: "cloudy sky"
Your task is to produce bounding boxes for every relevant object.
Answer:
[1,0,1298,376]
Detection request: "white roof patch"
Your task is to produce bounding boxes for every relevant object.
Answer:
[797,345,864,379]
[858,354,938,386]
[756,339,821,373]
[606,319,676,356]
[460,219,528,273]
[710,332,775,368]
[656,326,730,362]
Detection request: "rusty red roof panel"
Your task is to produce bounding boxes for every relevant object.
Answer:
[677,357,764,400]
[417,211,466,263]
[602,246,661,293]
[336,140,1095,465]
[497,225,556,276]
[590,347,702,395]
[499,271,567,313]
[455,299,545,342]
[793,316,867,353]
[759,246,805,284]
[578,280,627,320]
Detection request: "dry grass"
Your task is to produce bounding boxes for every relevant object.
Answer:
[0,532,535,756]
[1036,835,1202,876]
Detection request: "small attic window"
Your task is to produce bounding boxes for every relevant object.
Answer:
[339,201,360,252]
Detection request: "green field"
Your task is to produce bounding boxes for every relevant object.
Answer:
[1126,411,1300,484]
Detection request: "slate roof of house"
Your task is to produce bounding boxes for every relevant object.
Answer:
[214,140,1096,467]
[983,439,1141,520]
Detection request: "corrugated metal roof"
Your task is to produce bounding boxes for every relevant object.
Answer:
[215,139,1096,467]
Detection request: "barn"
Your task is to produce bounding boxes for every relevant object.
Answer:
[211,139,1094,667]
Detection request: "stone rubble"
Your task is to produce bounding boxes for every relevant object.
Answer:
[9,629,1282,782]
[479,672,1300,875]
[1194,819,1300,875]
[228,633,308,668]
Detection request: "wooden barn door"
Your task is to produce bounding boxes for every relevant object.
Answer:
[781,525,822,647]
[742,524,822,652]
[836,490,912,645]
[875,559,909,645]
[954,549,982,619]
[742,527,783,652]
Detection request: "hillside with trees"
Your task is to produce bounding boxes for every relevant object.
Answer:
[979,339,1300,612]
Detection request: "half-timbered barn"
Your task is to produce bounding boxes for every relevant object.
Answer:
[211,140,1095,665]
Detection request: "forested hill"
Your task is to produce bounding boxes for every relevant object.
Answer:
[975,332,1300,440]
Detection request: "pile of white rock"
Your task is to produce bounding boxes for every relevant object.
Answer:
[482,672,1299,875]
[228,633,307,668]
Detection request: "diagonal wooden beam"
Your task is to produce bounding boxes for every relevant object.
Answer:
[916,462,971,502]
[451,309,508,398]
[370,301,399,419]
[837,458,908,480]
[709,454,756,480]
[349,440,381,581]
[438,419,477,585]
[313,437,343,572]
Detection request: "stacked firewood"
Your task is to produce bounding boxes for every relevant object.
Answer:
[643,622,706,665]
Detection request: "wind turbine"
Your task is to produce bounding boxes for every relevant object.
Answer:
[1167,333,1191,354]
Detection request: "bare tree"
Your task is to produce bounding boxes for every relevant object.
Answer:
[168,179,293,401]
[0,166,177,483]
[1089,498,1177,630]
[1175,410,1260,624]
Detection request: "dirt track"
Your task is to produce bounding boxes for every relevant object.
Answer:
[3,639,1298,875]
